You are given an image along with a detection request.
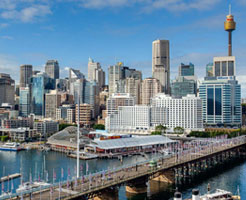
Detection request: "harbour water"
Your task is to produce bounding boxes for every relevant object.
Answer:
[0,150,245,199]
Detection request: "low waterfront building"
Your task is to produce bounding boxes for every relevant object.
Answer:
[47,126,90,153]
[85,135,175,155]
[33,120,59,136]
[0,128,37,142]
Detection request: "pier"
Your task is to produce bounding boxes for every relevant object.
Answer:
[2,135,246,200]
[0,173,21,183]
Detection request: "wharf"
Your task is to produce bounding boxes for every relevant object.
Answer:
[0,173,21,182]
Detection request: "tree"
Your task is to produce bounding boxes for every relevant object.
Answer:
[93,124,105,130]
[155,125,168,134]
[174,127,184,134]
[151,131,161,135]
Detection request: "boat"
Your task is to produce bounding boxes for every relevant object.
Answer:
[0,142,23,151]
[16,181,51,193]
[0,192,12,198]
[174,187,241,200]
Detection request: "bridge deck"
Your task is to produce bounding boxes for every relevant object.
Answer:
[5,136,246,200]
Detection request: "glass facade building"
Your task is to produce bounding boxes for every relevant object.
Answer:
[171,76,197,98]
[31,72,55,116]
[19,87,31,117]
[179,63,194,76]
[199,76,241,127]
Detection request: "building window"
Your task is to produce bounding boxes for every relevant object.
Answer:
[215,88,222,115]
[207,88,214,115]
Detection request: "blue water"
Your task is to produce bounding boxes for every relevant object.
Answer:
[0,150,245,199]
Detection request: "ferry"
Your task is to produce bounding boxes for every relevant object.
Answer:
[174,188,241,200]
[0,142,23,151]
[0,192,12,199]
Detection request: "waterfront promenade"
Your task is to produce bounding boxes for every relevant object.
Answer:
[3,136,246,200]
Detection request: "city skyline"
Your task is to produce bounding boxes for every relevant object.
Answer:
[0,1,246,95]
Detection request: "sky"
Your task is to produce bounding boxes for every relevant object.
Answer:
[0,0,246,96]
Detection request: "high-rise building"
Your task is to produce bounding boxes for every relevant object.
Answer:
[45,60,59,79]
[88,58,105,90]
[171,76,197,98]
[152,39,170,94]
[56,79,69,92]
[20,65,33,87]
[151,94,203,130]
[199,76,241,127]
[75,104,92,126]
[107,93,136,115]
[56,104,75,123]
[19,87,31,117]
[125,77,141,104]
[106,105,167,133]
[45,90,61,119]
[0,73,15,106]
[108,62,142,95]
[206,63,213,77]
[31,72,55,116]
[141,78,161,105]
[213,56,235,77]
[179,63,194,76]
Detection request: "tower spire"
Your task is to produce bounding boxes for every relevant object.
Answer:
[229,4,231,15]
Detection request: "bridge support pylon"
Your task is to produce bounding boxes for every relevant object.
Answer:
[92,187,119,200]
[151,170,175,184]
[125,177,148,194]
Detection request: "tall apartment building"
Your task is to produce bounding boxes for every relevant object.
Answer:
[56,104,75,123]
[152,39,170,94]
[213,56,235,77]
[151,94,203,130]
[45,90,61,119]
[106,93,136,115]
[75,104,92,126]
[141,78,161,105]
[125,77,141,104]
[0,73,15,106]
[199,76,241,127]
[19,87,31,117]
[88,58,105,90]
[20,65,33,87]
[45,60,59,79]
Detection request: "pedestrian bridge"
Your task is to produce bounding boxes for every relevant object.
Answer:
[3,136,246,200]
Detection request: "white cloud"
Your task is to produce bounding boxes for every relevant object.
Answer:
[1,5,52,22]
[0,54,19,81]
[1,35,14,40]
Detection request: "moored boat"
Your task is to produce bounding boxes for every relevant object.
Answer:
[0,142,23,151]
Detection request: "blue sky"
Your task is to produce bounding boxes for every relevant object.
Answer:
[0,0,246,95]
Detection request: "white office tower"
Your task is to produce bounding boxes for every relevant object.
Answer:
[152,40,170,94]
[88,58,105,90]
[151,94,203,131]
[106,105,167,133]
[106,93,136,115]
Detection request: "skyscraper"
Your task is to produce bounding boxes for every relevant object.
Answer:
[141,78,161,105]
[45,60,60,79]
[20,65,33,87]
[206,63,213,77]
[152,39,170,94]
[45,90,61,119]
[199,76,241,127]
[31,72,55,116]
[0,73,15,106]
[88,58,105,90]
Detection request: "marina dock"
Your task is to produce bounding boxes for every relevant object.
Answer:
[0,173,21,182]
